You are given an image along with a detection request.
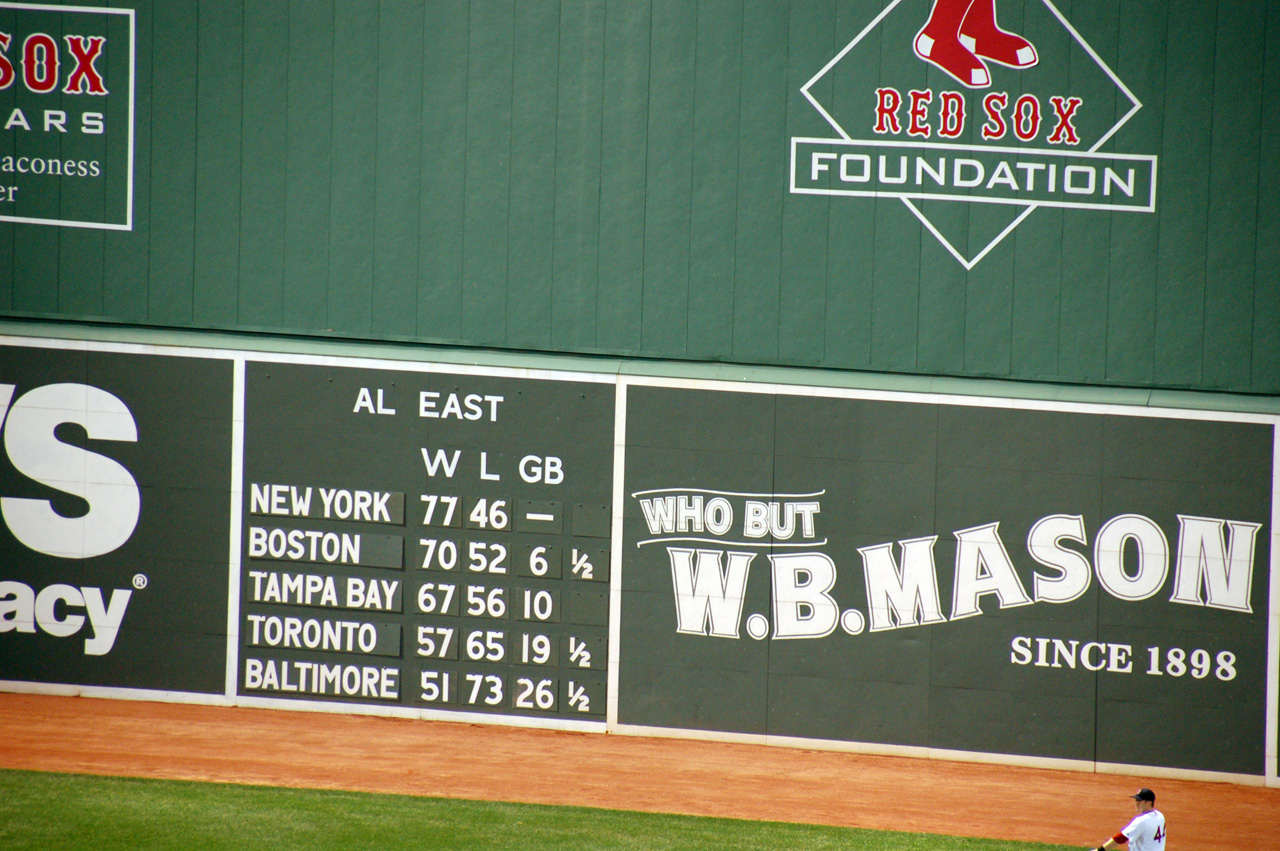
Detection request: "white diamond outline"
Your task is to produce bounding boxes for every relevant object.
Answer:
[798,0,1146,269]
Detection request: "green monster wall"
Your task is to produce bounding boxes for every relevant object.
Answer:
[1,332,1274,781]
[1,0,1278,394]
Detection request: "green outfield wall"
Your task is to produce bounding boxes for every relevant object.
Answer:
[0,329,1276,786]
[2,0,1278,790]
[1,0,1278,394]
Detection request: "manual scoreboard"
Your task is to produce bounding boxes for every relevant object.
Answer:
[237,361,613,721]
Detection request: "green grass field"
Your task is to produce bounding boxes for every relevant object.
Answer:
[0,768,1069,851]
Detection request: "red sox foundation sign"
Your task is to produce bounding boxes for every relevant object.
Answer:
[791,0,1157,268]
[0,2,134,229]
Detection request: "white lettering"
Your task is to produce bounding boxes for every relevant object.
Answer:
[859,536,947,631]
[1169,515,1259,613]
[1,383,140,558]
[1027,514,1091,603]
[951,522,1031,619]
[419,391,502,421]
[0,580,130,654]
[810,151,837,181]
[668,548,753,638]
[770,552,839,639]
[1094,514,1168,601]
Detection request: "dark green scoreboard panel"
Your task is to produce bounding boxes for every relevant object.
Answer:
[1,336,1276,778]
[238,361,613,722]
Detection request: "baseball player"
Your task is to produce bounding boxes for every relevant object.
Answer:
[1090,788,1166,851]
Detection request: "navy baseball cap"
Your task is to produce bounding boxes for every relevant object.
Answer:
[1131,788,1155,802]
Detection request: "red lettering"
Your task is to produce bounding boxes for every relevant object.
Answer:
[874,87,902,135]
[63,35,107,95]
[981,92,1008,140]
[21,33,58,94]
[1048,96,1081,145]
[908,89,932,138]
[938,91,965,138]
[1013,94,1040,142]
[0,32,14,90]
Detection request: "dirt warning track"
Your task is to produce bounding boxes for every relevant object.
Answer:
[0,692,1275,849]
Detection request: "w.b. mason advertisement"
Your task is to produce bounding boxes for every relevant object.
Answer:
[618,384,1273,776]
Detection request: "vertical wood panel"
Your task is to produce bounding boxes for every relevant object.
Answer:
[731,0,788,365]
[460,0,513,347]
[915,193,967,374]
[52,0,108,318]
[596,0,650,354]
[1009,0,1074,380]
[192,0,243,327]
[1152,0,1216,387]
[238,1,288,327]
[283,0,333,331]
[10,3,61,315]
[146,0,197,323]
[918,6,989,374]
[1103,0,1166,387]
[960,222,1014,378]
[915,192,967,376]
[57,226,105,318]
[1009,215,1063,381]
[640,0,694,355]
[505,0,559,349]
[327,0,379,336]
[1056,0,1118,384]
[778,0,835,367]
[97,0,136,312]
[418,2,468,341]
[867,3,922,373]
[1201,1,1264,390]
[1252,3,1280,394]
[58,2,109,319]
[686,0,741,362]
[820,0,878,371]
[550,0,605,351]
[103,0,150,322]
[955,1,1035,377]
[370,0,424,338]
[10,230,59,314]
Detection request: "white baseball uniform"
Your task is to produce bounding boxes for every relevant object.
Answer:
[1119,808,1166,851]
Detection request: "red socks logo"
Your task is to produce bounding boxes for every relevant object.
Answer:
[914,0,1037,88]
